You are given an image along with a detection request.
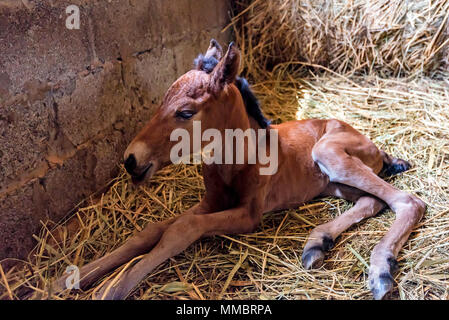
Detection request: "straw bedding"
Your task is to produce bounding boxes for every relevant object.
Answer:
[1,0,448,300]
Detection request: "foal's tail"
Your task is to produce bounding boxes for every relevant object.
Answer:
[379,150,412,177]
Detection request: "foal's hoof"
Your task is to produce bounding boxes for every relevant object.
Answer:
[302,247,325,269]
[370,272,394,300]
[302,234,334,270]
[369,255,398,300]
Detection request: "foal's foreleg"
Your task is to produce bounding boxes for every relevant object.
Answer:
[312,146,426,300]
[303,184,386,269]
[95,207,258,300]
[53,202,208,294]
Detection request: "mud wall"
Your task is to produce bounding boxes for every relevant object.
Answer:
[0,0,231,265]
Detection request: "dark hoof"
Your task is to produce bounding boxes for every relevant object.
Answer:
[370,272,394,300]
[302,235,334,270]
[302,247,325,270]
[383,159,412,176]
[387,257,399,273]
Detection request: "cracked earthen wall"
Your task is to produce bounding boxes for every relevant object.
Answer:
[0,0,231,267]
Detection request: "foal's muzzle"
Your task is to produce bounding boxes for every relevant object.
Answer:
[124,154,137,174]
[124,154,153,183]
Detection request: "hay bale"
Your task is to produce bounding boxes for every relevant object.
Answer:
[231,0,449,78]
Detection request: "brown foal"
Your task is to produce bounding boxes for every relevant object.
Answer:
[54,40,426,300]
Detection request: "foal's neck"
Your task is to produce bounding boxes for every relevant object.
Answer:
[222,84,262,131]
[203,85,261,186]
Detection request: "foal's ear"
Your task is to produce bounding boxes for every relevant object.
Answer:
[194,39,222,73]
[205,39,223,60]
[209,42,240,94]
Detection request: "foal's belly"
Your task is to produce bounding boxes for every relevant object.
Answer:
[263,120,330,212]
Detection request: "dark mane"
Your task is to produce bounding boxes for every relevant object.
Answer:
[193,54,219,74]
[194,55,271,129]
[234,77,271,129]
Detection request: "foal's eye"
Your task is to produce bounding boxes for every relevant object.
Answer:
[175,110,196,120]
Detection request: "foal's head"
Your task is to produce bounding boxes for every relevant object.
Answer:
[124,40,246,183]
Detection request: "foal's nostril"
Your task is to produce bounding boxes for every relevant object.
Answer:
[124,154,137,174]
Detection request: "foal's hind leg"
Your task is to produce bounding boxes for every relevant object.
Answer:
[312,143,426,300]
[302,184,386,269]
